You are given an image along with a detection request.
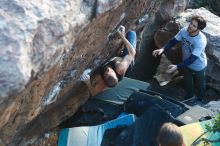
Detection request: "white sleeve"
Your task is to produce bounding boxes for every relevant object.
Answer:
[192,38,207,56]
[174,27,185,41]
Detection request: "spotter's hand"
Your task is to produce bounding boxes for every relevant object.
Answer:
[152,48,164,57]
[166,64,177,74]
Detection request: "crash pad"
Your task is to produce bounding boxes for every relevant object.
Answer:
[58,114,135,146]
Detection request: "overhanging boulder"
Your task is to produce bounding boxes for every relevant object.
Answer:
[0,0,165,145]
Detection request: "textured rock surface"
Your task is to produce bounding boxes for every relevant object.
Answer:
[153,54,179,86]
[0,0,165,145]
[159,0,189,21]
[154,8,220,92]
[0,0,122,100]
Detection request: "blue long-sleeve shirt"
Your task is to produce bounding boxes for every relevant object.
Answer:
[164,38,179,51]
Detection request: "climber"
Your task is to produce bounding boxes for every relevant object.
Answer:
[81,25,137,96]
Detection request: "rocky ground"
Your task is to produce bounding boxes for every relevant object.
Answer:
[148,77,220,102]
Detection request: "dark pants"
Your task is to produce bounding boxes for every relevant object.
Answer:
[119,30,137,71]
[184,67,206,100]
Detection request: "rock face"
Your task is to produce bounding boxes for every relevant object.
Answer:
[159,0,189,21]
[154,8,220,93]
[0,0,174,145]
[0,0,122,101]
